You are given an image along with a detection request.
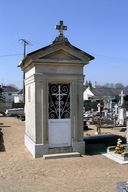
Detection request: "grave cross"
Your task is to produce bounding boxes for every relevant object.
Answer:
[56,21,67,36]
[120,90,125,106]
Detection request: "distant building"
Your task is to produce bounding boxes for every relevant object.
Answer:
[2,85,19,103]
[83,87,128,101]
[83,87,128,112]
[14,89,23,103]
[83,87,94,100]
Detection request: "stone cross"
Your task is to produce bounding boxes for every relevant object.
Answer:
[120,90,125,106]
[56,21,67,36]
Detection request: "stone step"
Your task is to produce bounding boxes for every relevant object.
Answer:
[48,146,73,154]
[43,152,81,160]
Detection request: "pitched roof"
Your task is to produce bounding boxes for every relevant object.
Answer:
[2,85,19,93]
[91,87,128,97]
[25,36,94,61]
[17,89,23,94]
[19,34,94,69]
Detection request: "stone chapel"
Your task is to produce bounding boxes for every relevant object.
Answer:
[19,21,94,157]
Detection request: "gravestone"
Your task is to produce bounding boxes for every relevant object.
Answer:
[114,104,118,115]
[120,90,125,106]
[97,103,101,113]
[19,21,94,157]
[118,90,125,126]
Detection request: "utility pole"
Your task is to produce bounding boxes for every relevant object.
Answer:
[19,39,30,58]
[19,39,31,105]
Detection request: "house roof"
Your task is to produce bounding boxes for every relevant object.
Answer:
[91,87,128,97]
[2,85,19,93]
[17,89,23,94]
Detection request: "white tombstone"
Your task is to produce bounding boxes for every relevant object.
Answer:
[109,100,112,112]
[118,108,125,126]
[97,103,101,113]
[118,90,125,126]
[104,110,108,118]
[114,104,118,115]
[120,90,125,106]
[19,21,94,157]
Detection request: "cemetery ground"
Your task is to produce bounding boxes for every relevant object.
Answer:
[0,117,128,192]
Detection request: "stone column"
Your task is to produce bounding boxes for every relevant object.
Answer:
[72,78,85,154]
[42,79,48,144]
[78,78,84,141]
[35,78,43,144]
[71,80,78,142]
[35,74,48,145]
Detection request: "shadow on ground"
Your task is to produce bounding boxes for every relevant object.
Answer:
[0,128,5,152]
[0,125,11,128]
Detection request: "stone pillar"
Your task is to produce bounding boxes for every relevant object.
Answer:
[72,78,85,154]
[78,78,84,141]
[71,80,78,142]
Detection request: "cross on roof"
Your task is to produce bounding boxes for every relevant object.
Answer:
[56,21,67,36]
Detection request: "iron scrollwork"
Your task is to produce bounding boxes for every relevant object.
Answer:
[49,83,70,119]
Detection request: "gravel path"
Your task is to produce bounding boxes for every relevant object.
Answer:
[0,117,128,192]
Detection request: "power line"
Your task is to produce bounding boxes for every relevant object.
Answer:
[0,39,32,58]
[0,54,22,58]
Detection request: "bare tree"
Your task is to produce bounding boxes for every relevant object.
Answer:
[114,83,124,89]
[0,86,5,103]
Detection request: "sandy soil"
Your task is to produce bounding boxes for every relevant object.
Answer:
[0,117,128,192]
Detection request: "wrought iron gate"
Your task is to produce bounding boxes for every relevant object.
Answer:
[49,83,70,119]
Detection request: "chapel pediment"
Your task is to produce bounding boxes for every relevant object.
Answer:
[38,49,81,61]
[19,20,94,69]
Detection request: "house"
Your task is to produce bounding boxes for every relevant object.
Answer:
[1,85,19,103]
[83,87,128,101]
[14,89,23,103]
[83,87,128,112]
[83,87,94,100]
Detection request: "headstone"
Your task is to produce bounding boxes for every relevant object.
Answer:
[104,110,108,118]
[103,100,108,118]
[118,108,125,126]
[19,21,94,157]
[97,103,103,115]
[120,90,125,106]
[109,100,112,112]
[114,104,118,115]
[118,90,125,126]
[97,103,101,113]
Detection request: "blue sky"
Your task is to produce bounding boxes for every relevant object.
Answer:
[0,0,128,88]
